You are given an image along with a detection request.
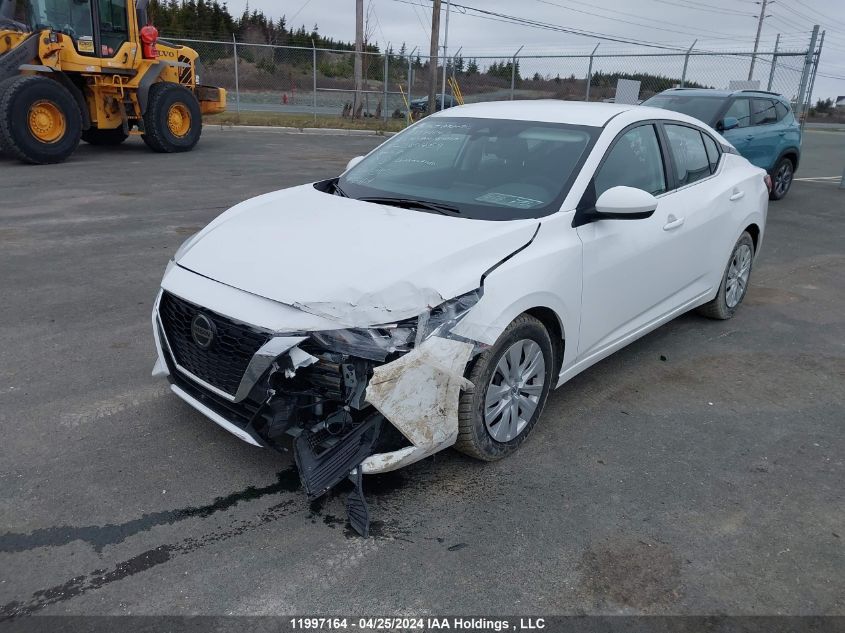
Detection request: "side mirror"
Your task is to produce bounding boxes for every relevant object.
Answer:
[718,116,739,132]
[594,186,658,219]
[345,155,364,172]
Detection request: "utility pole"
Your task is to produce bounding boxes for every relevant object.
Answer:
[440,0,451,110]
[428,0,441,114]
[354,0,363,118]
[748,0,769,81]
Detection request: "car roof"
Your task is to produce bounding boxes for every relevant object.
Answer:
[432,100,638,127]
[654,88,787,100]
[430,99,708,128]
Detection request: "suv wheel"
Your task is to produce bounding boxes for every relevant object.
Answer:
[769,156,794,200]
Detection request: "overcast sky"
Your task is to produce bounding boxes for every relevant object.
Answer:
[228,0,844,99]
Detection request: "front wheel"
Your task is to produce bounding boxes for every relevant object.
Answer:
[0,75,82,164]
[455,314,555,461]
[697,232,755,320]
[142,83,202,153]
[769,157,794,200]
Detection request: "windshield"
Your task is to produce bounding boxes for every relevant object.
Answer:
[338,116,600,220]
[642,94,725,126]
[16,0,94,41]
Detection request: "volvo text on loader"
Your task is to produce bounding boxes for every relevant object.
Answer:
[0,0,226,164]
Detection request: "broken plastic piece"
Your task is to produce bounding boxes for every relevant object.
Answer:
[279,346,318,379]
[365,337,474,452]
[346,468,370,538]
[293,414,383,499]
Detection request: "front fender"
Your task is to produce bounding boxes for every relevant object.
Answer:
[451,211,582,374]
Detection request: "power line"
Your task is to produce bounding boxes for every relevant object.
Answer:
[648,0,757,18]
[529,0,760,43]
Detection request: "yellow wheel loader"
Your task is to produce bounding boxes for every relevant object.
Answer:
[0,0,226,164]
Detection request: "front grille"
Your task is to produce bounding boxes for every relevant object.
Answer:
[158,292,270,396]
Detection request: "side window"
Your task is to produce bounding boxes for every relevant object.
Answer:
[99,0,129,56]
[701,132,721,174]
[752,98,778,125]
[594,125,666,198]
[665,124,711,187]
[724,98,751,128]
[775,101,790,121]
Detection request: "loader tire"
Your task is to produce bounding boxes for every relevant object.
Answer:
[82,127,128,146]
[0,75,82,165]
[142,83,202,153]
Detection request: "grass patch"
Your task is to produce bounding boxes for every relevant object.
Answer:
[204,111,408,132]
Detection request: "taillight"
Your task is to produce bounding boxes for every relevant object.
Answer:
[140,25,159,60]
[764,174,772,193]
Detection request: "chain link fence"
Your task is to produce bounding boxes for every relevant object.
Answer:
[170,35,819,125]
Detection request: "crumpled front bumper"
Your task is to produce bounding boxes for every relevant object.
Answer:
[151,288,478,475]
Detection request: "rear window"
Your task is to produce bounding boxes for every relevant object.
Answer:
[665,124,711,187]
[642,95,725,126]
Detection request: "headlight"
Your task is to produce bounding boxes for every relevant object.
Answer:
[308,289,482,361]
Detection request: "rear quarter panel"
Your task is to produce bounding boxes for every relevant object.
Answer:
[717,153,768,267]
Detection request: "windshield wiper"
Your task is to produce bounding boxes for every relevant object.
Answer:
[357,196,461,215]
[333,180,348,197]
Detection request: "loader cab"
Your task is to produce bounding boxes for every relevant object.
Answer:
[8,0,141,58]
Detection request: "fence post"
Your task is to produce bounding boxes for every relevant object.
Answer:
[797,25,819,130]
[767,33,780,91]
[805,30,824,121]
[585,43,599,101]
[232,34,240,115]
[510,45,523,101]
[680,39,696,88]
[383,44,390,121]
[311,39,317,124]
[407,46,416,109]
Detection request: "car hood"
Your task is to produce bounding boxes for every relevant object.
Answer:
[176,184,540,327]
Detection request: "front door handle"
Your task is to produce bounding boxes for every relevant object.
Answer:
[730,190,745,201]
[663,214,685,231]
[745,135,755,141]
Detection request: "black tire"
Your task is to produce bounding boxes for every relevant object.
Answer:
[0,75,82,164]
[141,83,202,153]
[455,314,555,461]
[769,156,794,201]
[696,231,755,320]
[81,127,128,146]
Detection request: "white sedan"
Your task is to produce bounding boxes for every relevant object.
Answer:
[152,101,768,535]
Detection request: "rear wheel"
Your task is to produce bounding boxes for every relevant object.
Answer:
[0,75,81,164]
[696,232,755,320]
[455,315,554,461]
[142,83,202,153]
[82,127,128,146]
[769,156,794,200]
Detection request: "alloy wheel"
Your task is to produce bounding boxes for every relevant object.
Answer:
[775,161,793,197]
[725,243,752,308]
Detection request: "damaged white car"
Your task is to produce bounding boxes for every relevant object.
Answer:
[152,101,768,535]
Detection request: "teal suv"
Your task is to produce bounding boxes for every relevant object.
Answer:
[642,88,801,200]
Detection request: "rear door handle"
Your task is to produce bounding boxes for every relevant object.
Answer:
[730,190,745,201]
[745,135,755,141]
[663,215,685,231]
